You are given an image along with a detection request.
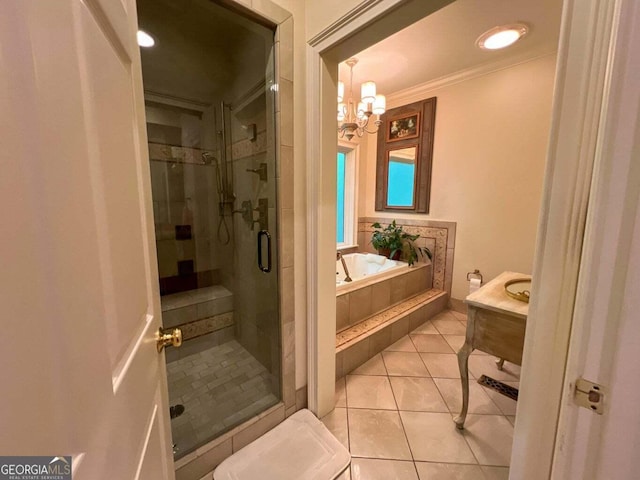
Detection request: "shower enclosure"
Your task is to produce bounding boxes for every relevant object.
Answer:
[138,0,280,458]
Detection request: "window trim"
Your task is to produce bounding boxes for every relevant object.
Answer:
[337,140,359,249]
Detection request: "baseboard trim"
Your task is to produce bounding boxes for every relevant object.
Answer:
[448,297,467,314]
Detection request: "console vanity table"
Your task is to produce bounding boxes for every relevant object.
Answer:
[454,271,530,429]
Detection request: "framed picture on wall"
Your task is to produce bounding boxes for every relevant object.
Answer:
[386,111,421,142]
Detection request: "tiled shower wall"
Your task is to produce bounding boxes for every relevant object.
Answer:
[357,217,456,296]
[147,101,235,296]
[149,147,231,291]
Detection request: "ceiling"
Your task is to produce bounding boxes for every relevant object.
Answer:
[137,0,564,107]
[339,0,564,97]
[137,0,273,106]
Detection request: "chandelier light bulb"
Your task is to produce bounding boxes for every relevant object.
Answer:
[356,102,367,119]
[372,94,386,115]
[337,103,346,121]
[360,81,376,103]
[337,81,345,103]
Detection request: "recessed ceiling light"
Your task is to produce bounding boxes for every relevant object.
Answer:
[137,30,155,48]
[477,24,528,50]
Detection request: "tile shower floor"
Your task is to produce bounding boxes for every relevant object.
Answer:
[167,339,278,458]
[325,309,520,480]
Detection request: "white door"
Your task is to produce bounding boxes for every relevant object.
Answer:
[1,1,174,479]
[551,0,640,477]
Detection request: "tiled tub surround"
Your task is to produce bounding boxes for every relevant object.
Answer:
[335,249,447,380]
[337,261,432,332]
[336,290,448,379]
[358,218,456,296]
[336,217,457,379]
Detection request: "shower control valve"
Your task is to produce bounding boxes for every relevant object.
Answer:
[246,163,268,182]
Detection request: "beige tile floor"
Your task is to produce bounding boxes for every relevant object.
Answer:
[324,310,521,480]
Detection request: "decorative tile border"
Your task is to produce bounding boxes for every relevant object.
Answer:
[148,142,209,165]
[358,217,456,295]
[336,289,443,349]
[335,290,449,379]
[176,312,234,341]
[231,129,268,160]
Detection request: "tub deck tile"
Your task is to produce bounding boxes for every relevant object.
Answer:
[336,289,446,351]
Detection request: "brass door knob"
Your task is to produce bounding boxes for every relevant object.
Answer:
[157,327,183,353]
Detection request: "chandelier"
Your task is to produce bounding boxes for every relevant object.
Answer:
[337,58,386,140]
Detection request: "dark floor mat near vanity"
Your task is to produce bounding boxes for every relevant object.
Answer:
[477,375,519,401]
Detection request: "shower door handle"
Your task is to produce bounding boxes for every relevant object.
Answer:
[257,230,272,273]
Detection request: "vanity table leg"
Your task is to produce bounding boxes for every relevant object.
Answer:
[454,342,473,429]
[496,358,505,370]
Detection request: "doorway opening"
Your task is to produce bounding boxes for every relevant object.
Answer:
[317,2,561,474]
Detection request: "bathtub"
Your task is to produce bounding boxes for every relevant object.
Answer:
[336,251,433,332]
[336,253,406,290]
[334,252,441,380]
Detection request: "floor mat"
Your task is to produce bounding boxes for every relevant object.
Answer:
[214,409,350,480]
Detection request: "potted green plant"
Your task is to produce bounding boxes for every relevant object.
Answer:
[370,220,432,266]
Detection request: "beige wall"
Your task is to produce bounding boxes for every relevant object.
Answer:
[362,54,557,300]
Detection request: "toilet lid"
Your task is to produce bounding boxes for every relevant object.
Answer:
[214,409,350,480]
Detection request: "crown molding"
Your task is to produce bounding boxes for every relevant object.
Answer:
[387,50,557,108]
[307,0,379,47]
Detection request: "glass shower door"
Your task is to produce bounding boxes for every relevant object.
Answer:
[138,0,280,459]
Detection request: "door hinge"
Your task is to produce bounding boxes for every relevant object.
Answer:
[574,378,605,414]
